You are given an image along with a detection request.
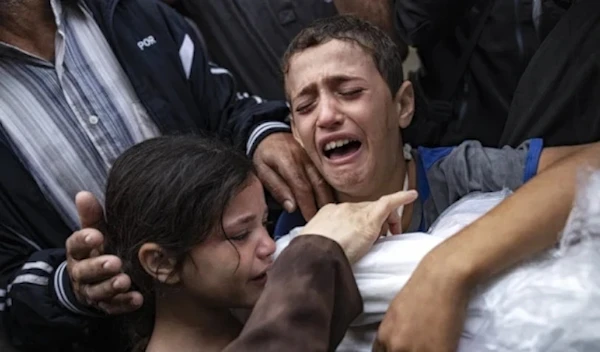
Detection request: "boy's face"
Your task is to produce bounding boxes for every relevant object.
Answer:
[179,177,275,308]
[286,40,414,199]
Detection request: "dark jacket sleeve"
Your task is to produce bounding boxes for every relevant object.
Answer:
[223,235,362,352]
[0,243,102,350]
[0,148,104,351]
[394,0,478,46]
[158,2,291,155]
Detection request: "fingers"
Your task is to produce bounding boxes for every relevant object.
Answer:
[255,163,296,213]
[80,272,131,302]
[279,165,318,220]
[381,190,418,209]
[75,191,104,229]
[252,133,325,219]
[304,163,334,210]
[98,291,144,315]
[375,190,418,217]
[66,229,104,261]
[70,254,123,284]
[366,191,417,235]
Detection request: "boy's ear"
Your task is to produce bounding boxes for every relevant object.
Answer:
[138,243,180,285]
[394,81,415,129]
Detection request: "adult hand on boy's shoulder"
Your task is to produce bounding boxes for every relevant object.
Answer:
[253,132,334,220]
[373,255,471,352]
[66,192,143,315]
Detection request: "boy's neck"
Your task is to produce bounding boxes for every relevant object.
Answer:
[336,157,417,232]
[146,291,243,352]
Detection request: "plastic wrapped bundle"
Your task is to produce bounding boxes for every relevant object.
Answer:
[459,170,600,352]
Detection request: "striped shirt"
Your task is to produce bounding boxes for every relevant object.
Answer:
[0,0,162,230]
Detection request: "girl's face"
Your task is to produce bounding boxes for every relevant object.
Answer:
[179,176,275,308]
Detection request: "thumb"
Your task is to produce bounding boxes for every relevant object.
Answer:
[76,191,104,229]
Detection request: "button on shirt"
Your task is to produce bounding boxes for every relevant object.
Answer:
[0,0,160,229]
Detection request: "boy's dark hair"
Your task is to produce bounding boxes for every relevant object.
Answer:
[282,15,404,96]
[104,135,255,351]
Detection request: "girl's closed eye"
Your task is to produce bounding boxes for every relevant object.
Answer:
[229,231,250,242]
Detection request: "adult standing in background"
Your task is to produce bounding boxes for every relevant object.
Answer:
[498,0,600,148]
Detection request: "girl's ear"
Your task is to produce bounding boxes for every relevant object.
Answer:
[138,243,180,285]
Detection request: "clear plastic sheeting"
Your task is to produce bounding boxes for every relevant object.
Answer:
[459,169,600,352]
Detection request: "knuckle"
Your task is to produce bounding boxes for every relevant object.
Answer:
[284,166,303,180]
[314,176,327,187]
[266,183,286,198]
[254,153,271,166]
[69,265,81,282]
[79,284,93,301]
[308,172,326,187]
[65,232,81,252]
[253,161,271,173]
[65,235,74,251]
[89,283,112,302]
[294,182,312,194]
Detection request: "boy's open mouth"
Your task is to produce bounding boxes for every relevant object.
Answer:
[323,139,362,160]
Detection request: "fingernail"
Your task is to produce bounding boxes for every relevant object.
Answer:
[84,234,92,243]
[103,261,111,270]
[283,200,294,212]
[113,278,123,289]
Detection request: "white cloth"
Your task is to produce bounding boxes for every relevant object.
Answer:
[275,191,508,351]
[275,180,600,351]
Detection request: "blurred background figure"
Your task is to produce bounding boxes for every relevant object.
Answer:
[176,0,338,100]
[391,0,573,147]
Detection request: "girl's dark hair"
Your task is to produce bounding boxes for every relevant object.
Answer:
[104,135,255,351]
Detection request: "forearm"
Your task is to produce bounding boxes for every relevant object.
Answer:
[333,0,408,58]
[426,142,600,287]
[334,0,394,33]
